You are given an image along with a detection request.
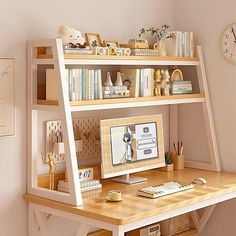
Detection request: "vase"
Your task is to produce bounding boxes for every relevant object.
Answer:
[153,41,167,56]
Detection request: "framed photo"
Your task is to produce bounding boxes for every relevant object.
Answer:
[100,115,165,178]
[0,58,15,137]
[103,40,120,48]
[85,33,103,48]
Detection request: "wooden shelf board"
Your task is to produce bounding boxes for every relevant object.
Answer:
[36,94,205,111]
[36,54,199,65]
[38,53,199,61]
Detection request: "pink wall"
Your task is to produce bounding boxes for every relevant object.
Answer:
[175,0,236,235]
[0,0,175,235]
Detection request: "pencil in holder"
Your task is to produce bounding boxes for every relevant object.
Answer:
[172,154,184,170]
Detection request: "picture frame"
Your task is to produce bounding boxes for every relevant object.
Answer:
[0,58,15,137]
[85,33,103,48]
[100,115,165,178]
[103,40,120,48]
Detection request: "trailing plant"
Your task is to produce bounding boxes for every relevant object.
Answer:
[138,25,172,41]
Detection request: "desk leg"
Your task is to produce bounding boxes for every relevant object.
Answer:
[112,226,125,236]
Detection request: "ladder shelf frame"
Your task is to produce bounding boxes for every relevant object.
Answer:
[27,39,221,206]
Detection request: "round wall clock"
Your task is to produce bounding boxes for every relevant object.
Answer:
[220,23,236,64]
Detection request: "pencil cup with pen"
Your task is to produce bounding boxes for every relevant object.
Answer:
[172,141,184,170]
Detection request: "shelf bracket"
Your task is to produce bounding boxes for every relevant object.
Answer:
[191,204,216,233]
[75,222,90,236]
[34,208,48,236]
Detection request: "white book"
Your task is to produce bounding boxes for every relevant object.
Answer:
[185,32,191,57]
[189,32,195,57]
[71,69,76,101]
[97,70,103,99]
[178,32,183,57]
[88,70,94,100]
[77,69,82,101]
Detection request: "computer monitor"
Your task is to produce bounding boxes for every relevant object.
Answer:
[100,114,165,184]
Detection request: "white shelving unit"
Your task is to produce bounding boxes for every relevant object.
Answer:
[27,39,221,206]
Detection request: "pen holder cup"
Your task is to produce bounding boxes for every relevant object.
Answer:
[75,140,83,152]
[53,142,65,155]
[172,154,184,170]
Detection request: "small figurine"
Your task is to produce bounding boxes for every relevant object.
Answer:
[123,132,133,162]
[58,25,86,48]
[103,72,113,86]
[161,69,170,96]
[114,72,123,86]
[41,153,57,190]
[154,69,162,96]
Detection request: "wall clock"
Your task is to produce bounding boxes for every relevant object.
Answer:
[220,23,236,64]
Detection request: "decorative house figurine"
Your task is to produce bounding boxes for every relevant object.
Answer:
[114,72,123,86]
[161,70,170,96]
[103,72,113,86]
[154,69,162,96]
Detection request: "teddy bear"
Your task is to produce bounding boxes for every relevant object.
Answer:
[58,25,86,48]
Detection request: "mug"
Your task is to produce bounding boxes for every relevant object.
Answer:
[107,190,122,201]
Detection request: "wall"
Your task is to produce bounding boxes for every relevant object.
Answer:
[0,0,175,235]
[174,0,236,235]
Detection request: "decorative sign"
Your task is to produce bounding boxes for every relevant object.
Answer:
[95,47,131,56]
[78,167,93,181]
[0,59,15,137]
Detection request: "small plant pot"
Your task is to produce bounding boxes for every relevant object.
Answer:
[53,142,65,155]
[172,155,184,170]
[160,163,174,172]
[75,140,83,152]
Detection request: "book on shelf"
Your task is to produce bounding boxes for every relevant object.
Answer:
[63,47,92,55]
[166,31,195,57]
[130,48,160,56]
[46,69,58,100]
[120,68,154,98]
[171,81,193,95]
[67,68,103,102]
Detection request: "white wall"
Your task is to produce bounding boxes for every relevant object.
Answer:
[0,1,175,235]
[174,0,236,235]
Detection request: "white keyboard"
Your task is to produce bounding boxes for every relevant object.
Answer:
[138,181,194,199]
[57,179,102,193]
[80,179,102,192]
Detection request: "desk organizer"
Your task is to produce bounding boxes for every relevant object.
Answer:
[172,155,185,170]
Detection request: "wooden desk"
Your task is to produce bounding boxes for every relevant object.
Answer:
[24,168,236,236]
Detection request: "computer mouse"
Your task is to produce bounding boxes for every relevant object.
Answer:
[192,177,207,185]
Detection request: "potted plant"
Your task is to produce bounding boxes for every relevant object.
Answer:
[161,152,174,172]
[138,25,172,56]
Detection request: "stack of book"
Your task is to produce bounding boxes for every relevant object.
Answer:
[66,69,103,101]
[131,49,160,56]
[171,81,192,95]
[166,31,194,57]
[63,46,92,55]
[120,68,154,97]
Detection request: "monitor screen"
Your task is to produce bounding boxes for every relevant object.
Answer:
[110,122,158,165]
[100,115,165,179]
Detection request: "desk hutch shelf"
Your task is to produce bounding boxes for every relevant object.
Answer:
[26,38,223,236]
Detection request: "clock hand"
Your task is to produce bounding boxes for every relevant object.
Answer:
[231,26,236,44]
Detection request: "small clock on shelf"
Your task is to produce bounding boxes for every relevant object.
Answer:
[220,23,236,64]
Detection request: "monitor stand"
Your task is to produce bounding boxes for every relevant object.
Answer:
[112,174,147,184]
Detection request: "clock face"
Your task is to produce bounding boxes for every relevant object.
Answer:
[220,23,236,64]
